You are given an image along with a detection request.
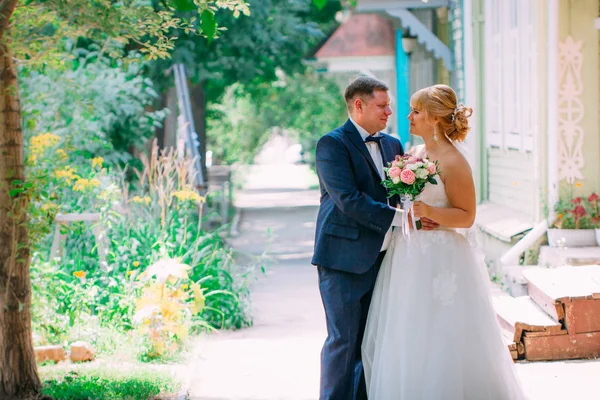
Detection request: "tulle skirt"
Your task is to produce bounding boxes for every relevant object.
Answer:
[362,229,527,400]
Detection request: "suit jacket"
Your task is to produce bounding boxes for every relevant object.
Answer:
[311,119,404,273]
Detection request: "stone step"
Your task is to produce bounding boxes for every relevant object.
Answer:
[523,265,600,334]
[493,295,563,344]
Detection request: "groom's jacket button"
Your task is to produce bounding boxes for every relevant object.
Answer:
[323,222,360,240]
[368,223,382,232]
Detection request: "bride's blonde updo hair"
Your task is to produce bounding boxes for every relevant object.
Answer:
[411,84,473,142]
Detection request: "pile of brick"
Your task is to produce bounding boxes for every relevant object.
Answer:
[494,265,600,361]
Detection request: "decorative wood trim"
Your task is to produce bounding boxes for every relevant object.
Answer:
[558,36,585,184]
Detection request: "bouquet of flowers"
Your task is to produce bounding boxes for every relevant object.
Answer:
[382,154,441,230]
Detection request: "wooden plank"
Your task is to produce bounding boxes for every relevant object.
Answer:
[564,299,600,334]
[55,213,101,222]
[488,149,534,170]
[493,296,561,342]
[527,280,563,322]
[523,332,600,361]
[523,329,568,338]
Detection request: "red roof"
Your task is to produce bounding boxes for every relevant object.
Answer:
[315,14,396,58]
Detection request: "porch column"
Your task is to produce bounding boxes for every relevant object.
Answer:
[547,0,559,218]
[396,30,411,148]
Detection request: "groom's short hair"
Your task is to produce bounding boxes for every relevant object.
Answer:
[344,76,389,110]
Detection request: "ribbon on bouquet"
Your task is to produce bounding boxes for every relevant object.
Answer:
[400,195,419,242]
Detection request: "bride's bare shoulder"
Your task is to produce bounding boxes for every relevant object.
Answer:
[441,147,472,175]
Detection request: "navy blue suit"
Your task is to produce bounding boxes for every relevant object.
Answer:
[312,119,403,399]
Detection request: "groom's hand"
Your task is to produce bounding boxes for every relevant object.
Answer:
[419,217,439,231]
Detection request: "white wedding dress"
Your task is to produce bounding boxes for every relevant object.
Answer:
[362,172,527,399]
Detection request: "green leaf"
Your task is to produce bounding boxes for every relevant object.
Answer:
[201,10,217,40]
[172,0,196,12]
[428,177,438,185]
[9,188,24,197]
[312,0,327,10]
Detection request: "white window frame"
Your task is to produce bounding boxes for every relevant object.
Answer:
[484,0,537,152]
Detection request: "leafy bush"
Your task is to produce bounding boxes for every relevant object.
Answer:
[40,366,180,400]
[19,54,165,166]
[28,136,254,361]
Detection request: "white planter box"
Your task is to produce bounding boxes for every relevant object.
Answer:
[547,229,597,247]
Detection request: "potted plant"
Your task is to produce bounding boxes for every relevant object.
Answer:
[588,193,600,245]
[548,194,597,247]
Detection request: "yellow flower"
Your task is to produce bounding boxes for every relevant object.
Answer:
[53,167,79,183]
[190,282,205,314]
[130,196,151,205]
[181,284,189,290]
[73,270,86,279]
[172,189,205,203]
[92,157,104,168]
[575,182,583,188]
[30,133,61,154]
[73,178,100,192]
[40,203,57,212]
[133,261,140,267]
[56,149,68,161]
[557,213,563,219]
[126,271,134,276]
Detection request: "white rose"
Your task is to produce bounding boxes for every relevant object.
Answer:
[415,168,429,179]
[392,176,401,184]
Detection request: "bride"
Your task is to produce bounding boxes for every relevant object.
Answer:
[361,84,527,399]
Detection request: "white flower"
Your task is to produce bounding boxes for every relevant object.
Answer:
[392,175,401,184]
[415,168,429,179]
[140,257,190,284]
[407,162,424,171]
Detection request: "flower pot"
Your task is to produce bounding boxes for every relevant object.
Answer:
[547,228,597,247]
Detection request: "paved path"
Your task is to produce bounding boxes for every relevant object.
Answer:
[182,165,600,400]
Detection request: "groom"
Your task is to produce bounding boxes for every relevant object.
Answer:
[312,76,435,399]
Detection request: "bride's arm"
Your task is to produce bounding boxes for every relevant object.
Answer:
[413,153,476,228]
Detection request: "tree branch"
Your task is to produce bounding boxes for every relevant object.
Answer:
[0,0,18,39]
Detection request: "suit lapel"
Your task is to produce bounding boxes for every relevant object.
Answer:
[343,120,381,178]
[380,137,396,171]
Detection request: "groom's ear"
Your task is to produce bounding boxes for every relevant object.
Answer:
[354,97,363,112]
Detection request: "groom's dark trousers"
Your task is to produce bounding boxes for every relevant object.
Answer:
[312,119,403,400]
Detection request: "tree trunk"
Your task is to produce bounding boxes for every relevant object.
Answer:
[156,87,178,150]
[0,41,42,399]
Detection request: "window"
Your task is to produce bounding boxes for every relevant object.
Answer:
[485,0,537,152]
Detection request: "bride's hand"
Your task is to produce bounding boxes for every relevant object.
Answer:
[413,201,429,219]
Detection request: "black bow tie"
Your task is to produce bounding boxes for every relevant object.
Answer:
[364,135,383,144]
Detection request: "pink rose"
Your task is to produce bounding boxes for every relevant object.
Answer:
[426,162,436,175]
[388,166,401,178]
[391,160,400,168]
[400,169,416,185]
[408,156,419,163]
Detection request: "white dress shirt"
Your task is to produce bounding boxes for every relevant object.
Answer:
[349,117,404,252]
